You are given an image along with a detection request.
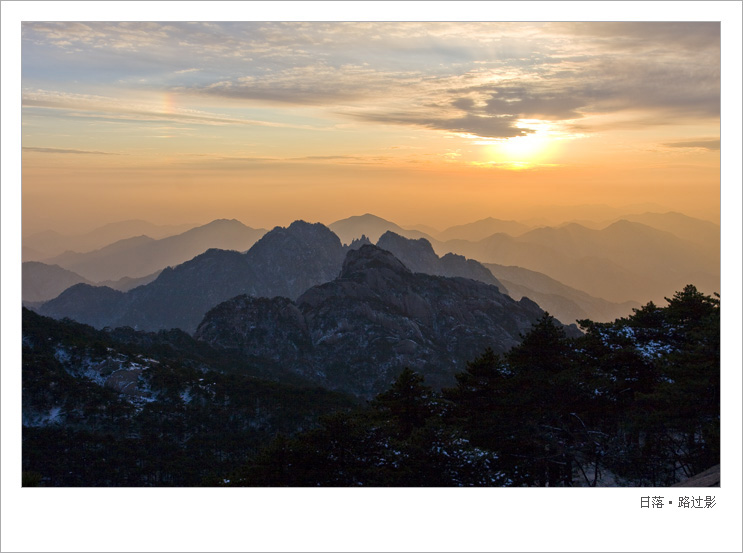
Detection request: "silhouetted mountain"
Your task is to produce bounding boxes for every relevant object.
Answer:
[437,217,531,241]
[97,271,162,292]
[434,220,719,304]
[484,263,639,324]
[24,219,196,260]
[22,262,93,303]
[40,221,345,333]
[40,283,126,329]
[347,235,373,250]
[195,244,563,397]
[240,220,344,299]
[22,261,161,303]
[374,232,636,324]
[608,211,719,247]
[376,231,505,289]
[329,213,434,245]
[43,219,267,281]
[404,223,441,236]
[22,245,45,262]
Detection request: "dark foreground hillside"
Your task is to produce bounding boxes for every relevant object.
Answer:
[22,285,718,486]
[232,285,719,487]
[21,309,357,486]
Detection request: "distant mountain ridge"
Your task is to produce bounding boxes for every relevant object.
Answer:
[376,231,505,290]
[436,217,531,241]
[433,219,719,304]
[372,231,637,324]
[329,213,435,245]
[22,262,93,303]
[484,263,639,324]
[23,219,196,260]
[43,219,267,282]
[22,262,161,303]
[605,211,719,247]
[37,212,718,332]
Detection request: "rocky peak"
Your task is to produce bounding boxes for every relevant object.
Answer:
[377,231,439,273]
[339,244,411,279]
[346,234,373,251]
[251,220,341,254]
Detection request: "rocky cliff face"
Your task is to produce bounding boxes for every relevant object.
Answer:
[195,244,549,397]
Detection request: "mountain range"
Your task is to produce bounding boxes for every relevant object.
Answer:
[435,217,532,242]
[40,219,267,282]
[39,221,346,333]
[328,212,719,303]
[443,220,718,304]
[31,211,718,332]
[374,231,637,324]
[483,263,638,324]
[195,244,559,397]
[23,219,196,261]
[329,213,434,245]
[22,262,161,304]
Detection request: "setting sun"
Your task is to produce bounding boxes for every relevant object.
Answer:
[497,133,552,165]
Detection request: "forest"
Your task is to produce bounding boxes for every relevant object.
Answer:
[22,285,719,487]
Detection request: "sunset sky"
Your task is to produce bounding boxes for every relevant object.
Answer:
[20,19,723,234]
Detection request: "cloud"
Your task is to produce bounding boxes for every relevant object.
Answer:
[22,22,720,140]
[23,22,177,52]
[169,153,397,169]
[197,63,423,106]
[22,146,120,155]
[22,89,297,128]
[352,110,531,139]
[663,139,720,151]
[549,22,720,53]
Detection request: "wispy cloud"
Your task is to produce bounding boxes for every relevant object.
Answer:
[22,22,720,144]
[187,153,394,165]
[23,146,121,155]
[22,89,300,128]
[663,139,720,151]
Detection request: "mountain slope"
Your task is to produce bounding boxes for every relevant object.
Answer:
[432,220,719,304]
[22,262,93,303]
[195,244,562,397]
[437,217,531,242]
[371,231,636,324]
[484,263,638,324]
[23,219,196,260]
[22,308,357,486]
[40,221,345,333]
[329,213,435,245]
[376,231,505,290]
[43,219,267,281]
[22,262,161,303]
[609,211,720,247]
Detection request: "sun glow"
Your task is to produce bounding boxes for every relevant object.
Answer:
[500,133,550,160]
[475,120,571,170]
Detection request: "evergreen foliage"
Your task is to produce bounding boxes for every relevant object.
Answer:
[233,285,719,486]
[22,284,719,486]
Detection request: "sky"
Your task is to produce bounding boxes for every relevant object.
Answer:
[20,19,722,234]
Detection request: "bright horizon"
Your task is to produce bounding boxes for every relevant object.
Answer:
[21,21,721,235]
